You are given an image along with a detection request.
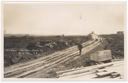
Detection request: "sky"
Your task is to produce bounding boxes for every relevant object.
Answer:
[4,2,126,35]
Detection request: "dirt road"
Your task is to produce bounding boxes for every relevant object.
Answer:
[4,39,102,78]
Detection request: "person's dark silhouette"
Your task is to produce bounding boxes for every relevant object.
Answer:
[77,43,83,55]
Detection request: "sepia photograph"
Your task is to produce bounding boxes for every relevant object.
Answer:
[3,1,126,80]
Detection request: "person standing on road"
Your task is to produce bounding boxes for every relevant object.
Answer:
[77,43,83,55]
